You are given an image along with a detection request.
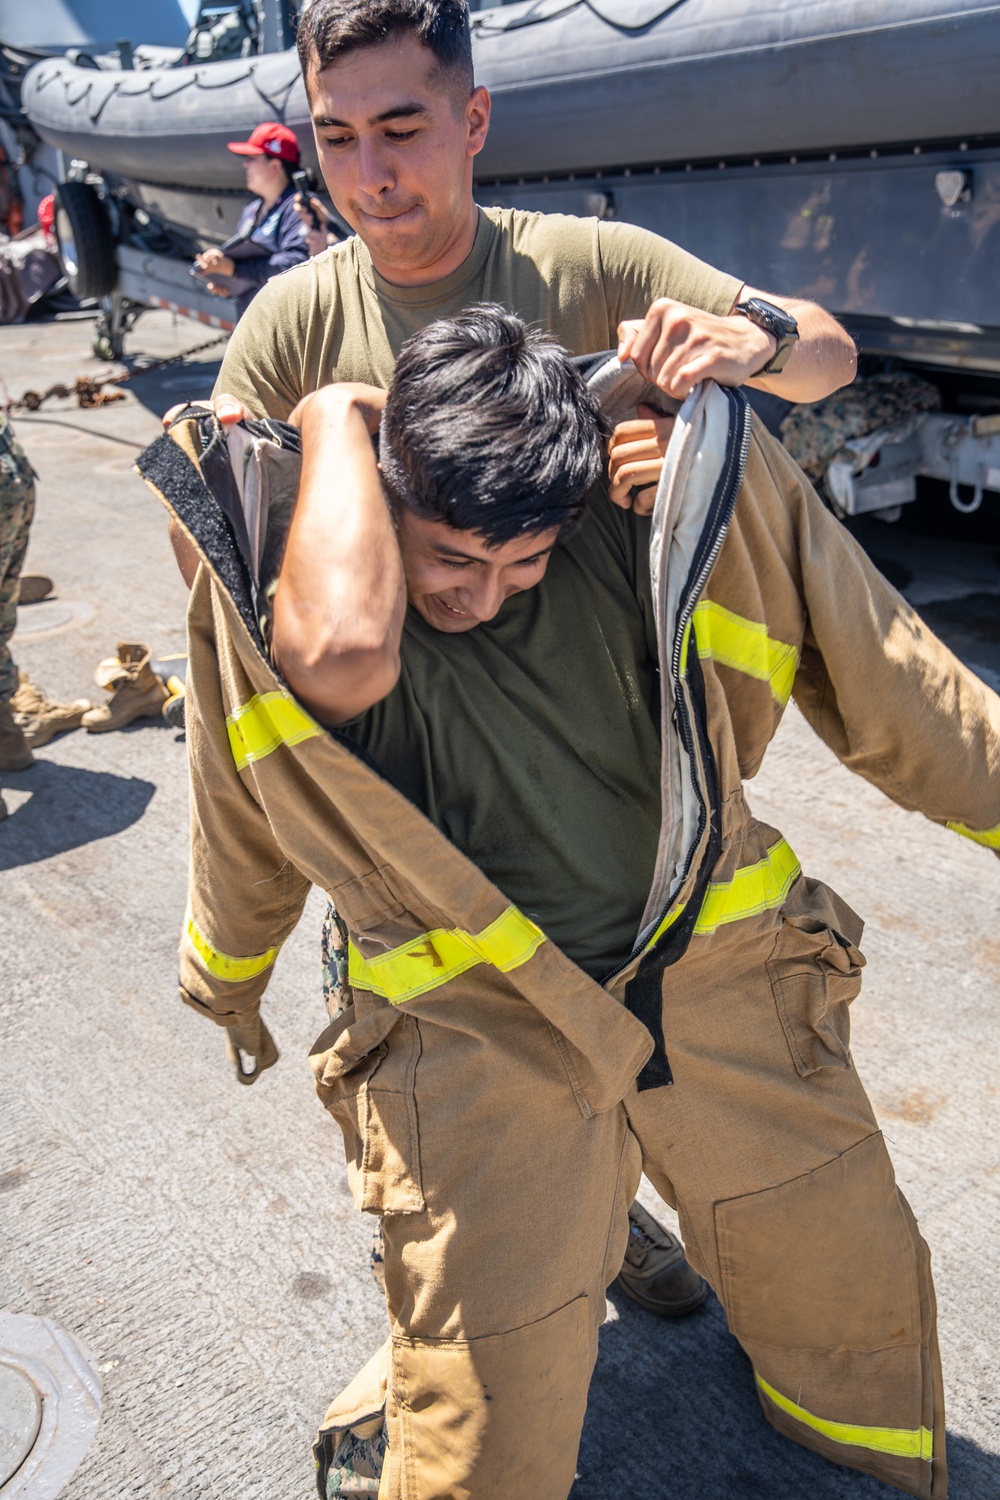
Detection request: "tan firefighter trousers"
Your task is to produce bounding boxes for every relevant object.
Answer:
[315,866,945,1500]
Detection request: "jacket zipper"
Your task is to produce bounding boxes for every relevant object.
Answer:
[662,387,753,888]
[603,387,753,985]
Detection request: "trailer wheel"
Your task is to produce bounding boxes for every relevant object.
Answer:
[92,331,122,361]
[55,183,116,301]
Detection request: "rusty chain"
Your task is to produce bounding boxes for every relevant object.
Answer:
[6,331,231,414]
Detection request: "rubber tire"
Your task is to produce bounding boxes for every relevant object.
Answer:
[55,182,117,301]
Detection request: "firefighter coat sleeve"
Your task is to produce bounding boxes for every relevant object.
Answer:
[179,567,312,1027]
[757,428,1000,854]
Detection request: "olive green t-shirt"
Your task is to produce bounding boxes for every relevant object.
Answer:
[216,206,741,417]
[342,489,662,981]
[218,206,737,973]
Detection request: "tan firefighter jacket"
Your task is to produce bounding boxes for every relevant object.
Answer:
[137,362,1000,1108]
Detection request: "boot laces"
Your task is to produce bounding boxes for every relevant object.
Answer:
[629,1218,655,1250]
[626,1214,658,1264]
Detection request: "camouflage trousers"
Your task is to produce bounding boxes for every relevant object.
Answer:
[319,902,389,1498]
[323,901,387,1302]
[321,901,352,1024]
[0,418,36,703]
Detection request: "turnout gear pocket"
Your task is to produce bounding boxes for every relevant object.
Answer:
[767,880,865,1077]
[312,1010,425,1215]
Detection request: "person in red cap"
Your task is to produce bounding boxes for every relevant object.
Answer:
[192,122,309,319]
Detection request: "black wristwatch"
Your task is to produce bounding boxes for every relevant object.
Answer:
[734,297,799,376]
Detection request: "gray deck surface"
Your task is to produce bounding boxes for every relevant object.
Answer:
[0,310,998,1499]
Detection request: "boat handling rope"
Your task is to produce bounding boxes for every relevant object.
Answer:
[3,331,230,414]
[472,0,691,37]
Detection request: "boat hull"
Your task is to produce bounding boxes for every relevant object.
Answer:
[21,0,1000,188]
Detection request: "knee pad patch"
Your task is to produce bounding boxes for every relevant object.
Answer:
[386,1295,596,1500]
[715,1130,918,1352]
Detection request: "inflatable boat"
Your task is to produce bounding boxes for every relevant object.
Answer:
[21,0,999,191]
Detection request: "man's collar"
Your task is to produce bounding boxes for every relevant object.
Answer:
[360,207,499,308]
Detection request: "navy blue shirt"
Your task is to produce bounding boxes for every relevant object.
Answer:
[228,184,308,320]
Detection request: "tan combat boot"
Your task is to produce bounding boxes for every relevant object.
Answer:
[0,698,34,770]
[82,643,169,733]
[614,1200,708,1317]
[12,672,91,748]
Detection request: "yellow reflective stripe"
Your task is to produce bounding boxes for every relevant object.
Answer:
[227,691,322,771]
[947,819,1000,850]
[642,839,800,952]
[756,1374,933,1463]
[185,913,280,983]
[693,600,799,706]
[348,907,546,1005]
[694,837,800,936]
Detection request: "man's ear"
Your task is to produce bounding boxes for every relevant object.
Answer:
[465,85,491,158]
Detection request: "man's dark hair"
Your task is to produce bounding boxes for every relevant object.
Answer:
[379,306,610,547]
[297,0,473,95]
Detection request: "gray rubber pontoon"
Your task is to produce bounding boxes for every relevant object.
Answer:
[21,0,1000,188]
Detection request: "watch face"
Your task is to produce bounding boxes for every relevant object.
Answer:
[742,297,798,341]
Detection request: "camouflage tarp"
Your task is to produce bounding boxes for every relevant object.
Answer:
[780,372,941,488]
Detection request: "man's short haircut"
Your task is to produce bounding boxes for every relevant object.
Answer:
[379,305,610,547]
[297,0,474,95]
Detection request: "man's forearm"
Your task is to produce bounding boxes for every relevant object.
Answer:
[271,388,405,724]
[620,292,856,405]
[742,292,857,405]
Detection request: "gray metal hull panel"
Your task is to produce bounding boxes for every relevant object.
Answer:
[478,148,1000,333]
[21,0,1000,186]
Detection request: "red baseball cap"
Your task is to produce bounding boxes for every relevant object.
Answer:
[227,122,300,166]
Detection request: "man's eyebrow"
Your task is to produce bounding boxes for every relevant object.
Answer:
[434,540,557,561]
[313,104,432,129]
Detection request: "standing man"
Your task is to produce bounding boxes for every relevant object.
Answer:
[0,413,91,813]
[203,0,854,423]
[165,0,858,1361]
[0,412,39,799]
[192,122,309,321]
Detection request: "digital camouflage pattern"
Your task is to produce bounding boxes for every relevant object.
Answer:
[321,900,351,1021]
[780,372,940,487]
[0,415,36,702]
[322,1426,387,1498]
[319,902,389,1493]
[369,1221,386,1296]
[322,901,388,1294]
